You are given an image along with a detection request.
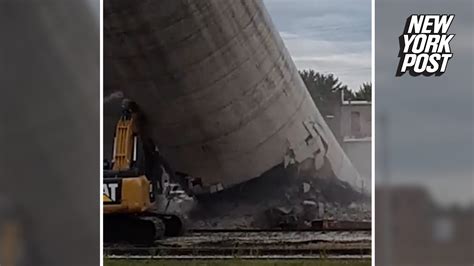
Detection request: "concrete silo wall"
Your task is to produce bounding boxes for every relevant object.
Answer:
[104,0,364,192]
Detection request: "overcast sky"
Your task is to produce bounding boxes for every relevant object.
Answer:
[264,0,372,91]
[264,0,472,206]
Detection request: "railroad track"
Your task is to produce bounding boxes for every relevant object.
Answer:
[106,255,371,260]
[105,229,371,260]
[188,227,371,233]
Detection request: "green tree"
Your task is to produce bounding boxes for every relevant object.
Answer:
[299,70,348,115]
[353,82,372,101]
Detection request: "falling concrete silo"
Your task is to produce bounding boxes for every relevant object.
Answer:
[104,0,364,193]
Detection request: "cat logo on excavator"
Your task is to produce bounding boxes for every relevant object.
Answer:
[103,180,122,204]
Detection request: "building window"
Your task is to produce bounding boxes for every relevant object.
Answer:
[351,111,361,136]
[433,216,454,243]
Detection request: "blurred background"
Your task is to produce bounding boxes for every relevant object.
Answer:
[0,0,99,265]
[1,0,471,265]
[375,0,474,265]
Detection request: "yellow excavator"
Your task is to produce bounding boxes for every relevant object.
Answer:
[0,198,24,266]
[103,101,185,244]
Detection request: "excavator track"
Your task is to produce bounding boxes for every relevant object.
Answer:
[104,213,184,244]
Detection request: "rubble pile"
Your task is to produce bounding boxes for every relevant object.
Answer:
[188,164,370,229]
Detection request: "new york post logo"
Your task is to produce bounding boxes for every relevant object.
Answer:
[396,14,454,77]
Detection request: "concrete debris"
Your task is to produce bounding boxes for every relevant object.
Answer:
[302,200,316,206]
[311,220,371,230]
[302,182,311,193]
[264,207,298,229]
[318,202,325,218]
[301,201,318,222]
[349,202,359,210]
[153,181,195,216]
[188,164,370,229]
[276,206,293,214]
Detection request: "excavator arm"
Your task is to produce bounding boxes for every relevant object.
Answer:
[103,101,186,244]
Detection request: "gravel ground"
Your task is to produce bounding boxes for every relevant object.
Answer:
[105,259,371,266]
[156,231,371,248]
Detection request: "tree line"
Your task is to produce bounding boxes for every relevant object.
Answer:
[298,69,371,115]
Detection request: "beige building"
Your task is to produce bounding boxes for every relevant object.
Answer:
[325,91,372,192]
[376,186,474,266]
